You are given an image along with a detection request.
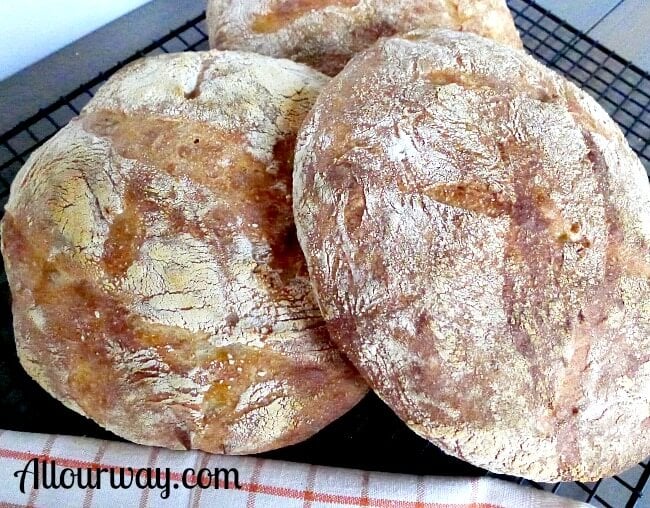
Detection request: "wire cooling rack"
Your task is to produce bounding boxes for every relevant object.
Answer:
[0,1,649,507]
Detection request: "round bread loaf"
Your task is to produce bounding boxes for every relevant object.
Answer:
[1,50,367,454]
[293,29,650,481]
[207,0,522,76]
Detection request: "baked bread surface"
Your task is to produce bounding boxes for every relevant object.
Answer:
[207,0,522,75]
[293,29,650,481]
[1,50,367,454]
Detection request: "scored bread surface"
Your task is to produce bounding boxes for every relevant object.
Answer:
[293,29,650,481]
[1,50,367,454]
[207,0,522,76]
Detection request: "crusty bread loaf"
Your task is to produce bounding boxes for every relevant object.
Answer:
[207,0,522,76]
[1,50,366,454]
[293,29,650,481]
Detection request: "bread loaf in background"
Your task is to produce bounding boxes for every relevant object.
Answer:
[1,50,367,454]
[207,0,522,76]
[293,28,650,481]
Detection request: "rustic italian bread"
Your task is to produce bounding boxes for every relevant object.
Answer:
[207,0,522,76]
[293,29,650,481]
[1,50,367,454]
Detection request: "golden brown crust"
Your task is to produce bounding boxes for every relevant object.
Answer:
[293,29,650,481]
[207,0,522,76]
[1,50,366,454]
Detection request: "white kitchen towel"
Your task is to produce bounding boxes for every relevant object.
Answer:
[0,430,587,507]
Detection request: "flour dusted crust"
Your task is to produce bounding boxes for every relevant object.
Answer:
[207,0,522,76]
[293,29,650,481]
[1,50,366,454]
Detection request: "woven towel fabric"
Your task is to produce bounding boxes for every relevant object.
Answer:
[0,430,587,507]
